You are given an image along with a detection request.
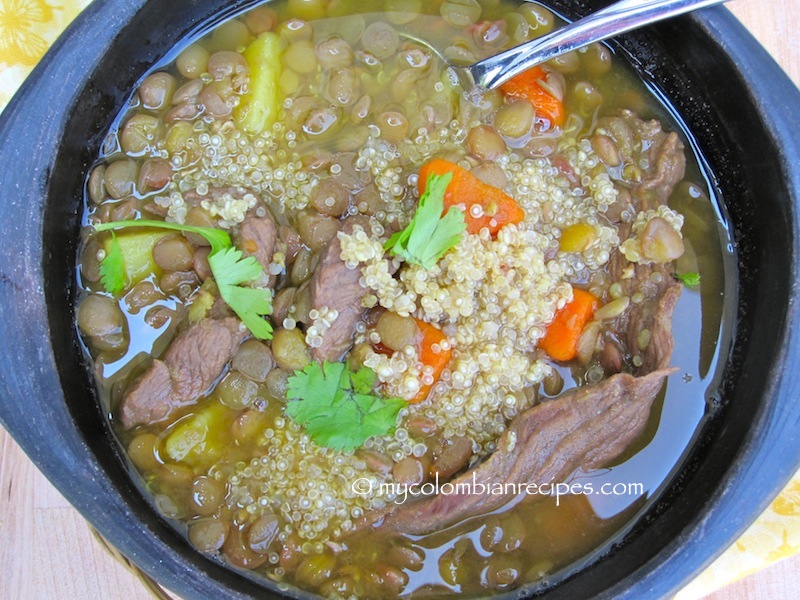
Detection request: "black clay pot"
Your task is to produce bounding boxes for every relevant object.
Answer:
[1,1,799,598]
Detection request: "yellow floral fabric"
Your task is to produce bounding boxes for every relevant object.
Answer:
[1,0,799,597]
[675,473,800,599]
[0,0,91,107]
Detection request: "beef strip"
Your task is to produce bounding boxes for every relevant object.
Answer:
[638,131,685,206]
[236,213,278,287]
[606,255,681,376]
[120,317,247,429]
[604,110,687,374]
[619,273,681,375]
[120,361,173,426]
[375,368,675,535]
[310,217,370,362]
[208,295,235,320]
[598,109,686,211]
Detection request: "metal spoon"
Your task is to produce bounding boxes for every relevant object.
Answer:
[409,0,728,94]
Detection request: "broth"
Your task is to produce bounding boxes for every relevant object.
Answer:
[75,0,734,597]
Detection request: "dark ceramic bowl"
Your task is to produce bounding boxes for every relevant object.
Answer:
[1,1,799,598]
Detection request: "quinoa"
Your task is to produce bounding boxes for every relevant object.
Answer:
[339,227,416,315]
[159,120,320,227]
[225,415,396,555]
[305,306,339,350]
[364,345,424,401]
[199,190,259,225]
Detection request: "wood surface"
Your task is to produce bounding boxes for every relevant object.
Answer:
[1,1,798,599]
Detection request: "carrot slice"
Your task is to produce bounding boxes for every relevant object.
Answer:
[499,66,565,129]
[411,320,453,404]
[539,289,599,362]
[418,158,525,237]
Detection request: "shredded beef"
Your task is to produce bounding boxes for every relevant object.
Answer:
[375,368,675,536]
[236,213,278,287]
[604,110,687,373]
[598,109,686,210]
[120,317,247,428]
[310,217,370,362]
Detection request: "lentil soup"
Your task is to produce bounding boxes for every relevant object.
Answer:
[75,0,732,597]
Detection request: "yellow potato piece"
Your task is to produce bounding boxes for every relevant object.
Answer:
[235,32,283,135]
[163,401,233,469]
[104,230,168,288]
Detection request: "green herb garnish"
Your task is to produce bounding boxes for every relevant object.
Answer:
[98,232,125,295]
[675,272,701,287]
[209,246,273,340]
[285,361,407,452]
[384,171,466,269]
[96,219,231,254]
[94,219,273,339]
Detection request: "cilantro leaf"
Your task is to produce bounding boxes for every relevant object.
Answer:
[285,361,346,424]
[675,272,701,287]
[93,219,273,339]
[304,402,361,450]
[98,232,125,295]
[362,398,407,443]
[95,219,232,254]
[385,171,466,269]
[208,245,263,284]
[206,246,273,340]
[350,366,376,395]
[220,282,274,339]
[285,362,406,452]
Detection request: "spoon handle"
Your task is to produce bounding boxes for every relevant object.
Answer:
[466,0,728,90]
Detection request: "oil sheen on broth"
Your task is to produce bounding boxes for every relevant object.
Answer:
[75,0,732,597]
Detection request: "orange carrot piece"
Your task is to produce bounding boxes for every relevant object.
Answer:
[418,158,525,237]
[539,289,599,362]
[410,320,453,404]
[499,66,565,129]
